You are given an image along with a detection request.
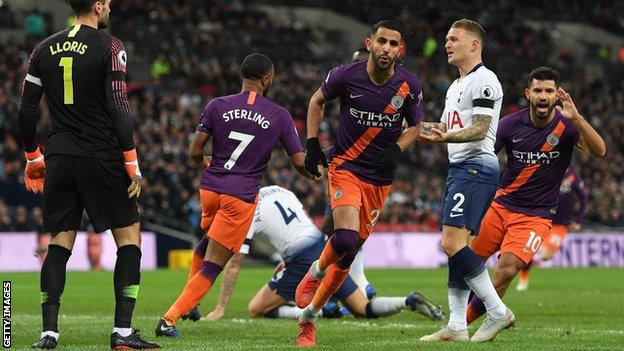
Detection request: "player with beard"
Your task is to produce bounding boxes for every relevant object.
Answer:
[295,20,424,347]
[465,67,605,330]
[319,46,377,303]
[19,0,158,349]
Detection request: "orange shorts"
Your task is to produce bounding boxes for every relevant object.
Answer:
[471,201,551,264]
[328,164,391,240]
[541,224,568,254]
[199,189,257,253]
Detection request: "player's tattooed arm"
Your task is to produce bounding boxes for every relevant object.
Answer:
[420,115,489,143]
[206,253,245,320]
[444,114,491,143]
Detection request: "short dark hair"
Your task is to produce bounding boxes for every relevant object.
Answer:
[240,53,274,80]
[371,20,404,39]
[67,0,98,16]
[527,66,560,86]
[451,19,486,46]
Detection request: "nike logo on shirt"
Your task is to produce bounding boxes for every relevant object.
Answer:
[350,93,363,99]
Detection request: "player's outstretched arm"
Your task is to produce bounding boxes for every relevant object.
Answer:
[206,253,246,320]
[188,131,212,166]
[556,87,606,158]
[397,124,422,150]
[421,115,491,143]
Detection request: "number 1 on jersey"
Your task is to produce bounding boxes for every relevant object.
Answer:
[225,131,254,169]
[59,57,74,104]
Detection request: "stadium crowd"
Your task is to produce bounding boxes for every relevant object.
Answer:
[1,0,623,233]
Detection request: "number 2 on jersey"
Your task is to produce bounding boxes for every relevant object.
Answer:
[274,201,299,224]
[59,57,74,104]
[224,131,254,169]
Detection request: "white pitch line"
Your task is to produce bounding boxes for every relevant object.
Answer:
[11,314,624,335]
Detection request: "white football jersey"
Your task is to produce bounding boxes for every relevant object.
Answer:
[441,64,503,164]
[239,185,323,260]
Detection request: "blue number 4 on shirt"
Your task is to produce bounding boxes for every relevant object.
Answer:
[274,201,299,224]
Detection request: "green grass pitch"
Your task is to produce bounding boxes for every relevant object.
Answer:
[4,267,624,350]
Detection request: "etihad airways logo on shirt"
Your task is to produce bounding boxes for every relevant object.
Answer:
[349,108,401,127]
[512,150,560,165]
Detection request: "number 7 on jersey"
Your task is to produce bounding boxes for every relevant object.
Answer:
[224,131,254,169]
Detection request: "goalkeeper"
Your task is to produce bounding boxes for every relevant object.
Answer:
[19,0,158,349]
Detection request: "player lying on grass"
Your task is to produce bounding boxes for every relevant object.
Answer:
[192,185,444,322]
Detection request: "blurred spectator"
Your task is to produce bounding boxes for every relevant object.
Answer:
[12,205,33,231]
[423,34,437,59]
[151,54,171,80]
[0,200,11,231]
[0,1,17,28]
[24,9,46,37]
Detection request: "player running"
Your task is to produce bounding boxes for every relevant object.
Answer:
[516,166,587,291]
[317,46,377,300]
[295,20,424,347]
[419,19,512,342]
[154,53,318,338]
[466,67,606,330]
[203,185,443,321]
[18,0,158,349]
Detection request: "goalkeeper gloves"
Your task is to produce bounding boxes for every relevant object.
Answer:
[373,143,402,173]
[123,149,143,198]
[304,137,328,177]
[24,147,46,193]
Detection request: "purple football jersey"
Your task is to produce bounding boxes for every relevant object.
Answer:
[196,91,303,202]
[494,108,580,219]
[321,60,423,185]
[552,167,587,225]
